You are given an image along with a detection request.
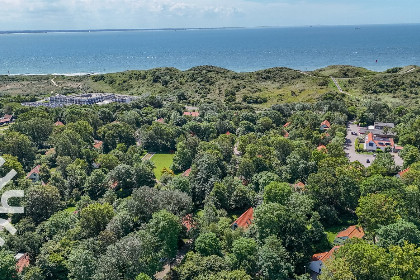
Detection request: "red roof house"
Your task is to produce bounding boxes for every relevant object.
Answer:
[93,140,103,149]
[182,214,196,232]
[320,120,331,130]
[182,168,192,177]
[54,121,64,126]
[364,132,395,152]
[183,112,200,117]
[335,225,365,244]
[26,165,41,182]
[15,253,30,273]
[156,118,165,123]
[310,246,341,274]
[231,207,254,230]
[398,168,410,178]
[283,122,291,128]
[317,145,327,152]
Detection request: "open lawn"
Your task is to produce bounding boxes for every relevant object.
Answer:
[150,153,175,179]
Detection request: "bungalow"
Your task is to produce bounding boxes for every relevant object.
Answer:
[0,114,13,126]
[182,168,192,177]
[183,112,200,117]
[364,132,395,152]
[156,118,165,123]
[310,225,364,274]
[320,120,331,131]
[397,168,410,178]
[26,165,41,182]
[293,182,305,193]
[317,145,327,153]
[93,140,103,150]
[231,207,254,230]
[54,121,64,126]
[182,214,196,232]
[374,122,395,130]
[309,246,341,274]
[333,225,365,245]
[15,253,30,273]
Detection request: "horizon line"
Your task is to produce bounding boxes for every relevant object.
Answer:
[1,22,420,34]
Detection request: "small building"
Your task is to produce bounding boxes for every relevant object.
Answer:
[54,121,64,126]
[183,112,200,117]
[317,145,327,153]
[15,253,30,273]
[293,182,305,193]
[310,246,341,274]
[156,118,165,124]
[334,225,365,245]
[0,114,13,126]
[310,225,364,274]
[182,214,196,232]
[397,168,410,178]
[182,168,192,177]
[231,207,254,230]
[26,165,41,182]
[320,120,331,131]
[374,122,394,130]
[93,140,103,150]
[364,132,394,152]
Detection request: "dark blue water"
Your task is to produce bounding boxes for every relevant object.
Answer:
[0,25,419,74]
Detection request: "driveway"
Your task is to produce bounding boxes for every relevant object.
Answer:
[345,122,403,168]
[345,123,374,167]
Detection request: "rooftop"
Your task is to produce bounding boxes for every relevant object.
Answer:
[232,207,254,229]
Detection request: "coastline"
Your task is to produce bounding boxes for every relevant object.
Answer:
[2,64,418,77]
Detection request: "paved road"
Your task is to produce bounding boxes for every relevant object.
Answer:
[345,123,374,167]
[345,123,403,167]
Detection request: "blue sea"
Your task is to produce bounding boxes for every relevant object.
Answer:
[0,24,419,75]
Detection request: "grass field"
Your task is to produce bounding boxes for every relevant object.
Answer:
[150,153,175,179]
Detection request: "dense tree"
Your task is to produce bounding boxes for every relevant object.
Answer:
[356,193,400,236]
[98,122,136,152]
[145,210,182,260]
[25,185,64,224]
[376,219,420,247]
[0,131,35,167]
[0,249,17,280]
[195,232,222,256]
[258,236,293,280]
[79,202,114,237]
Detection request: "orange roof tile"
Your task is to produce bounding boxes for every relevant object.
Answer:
[156,118,165,123]
[398,168,410,177]
[321,120,331,128]
[232,207,254,229]
[183,168,192,177]
[336,225,365,239]
[16,254,30,273]
[312,246,341,262]
[26,165,41,179]
[93,140,103,149]
[54,121,64,126]
[317,145,327,152]
[182,214,196,232]
[283,122,291,128]
[183,112,200,117]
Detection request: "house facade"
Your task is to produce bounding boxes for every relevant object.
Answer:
[364,132,395,152]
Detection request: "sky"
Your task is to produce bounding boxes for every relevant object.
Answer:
[0,0,419,30]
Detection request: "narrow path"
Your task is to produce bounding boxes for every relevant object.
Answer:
[51,78,58,87]
[402,67,416,74]
[155,239,193,280]
[141,152,155,161]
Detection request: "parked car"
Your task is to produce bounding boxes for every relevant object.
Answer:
[366,159,370,163]
[351,132,357,135]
